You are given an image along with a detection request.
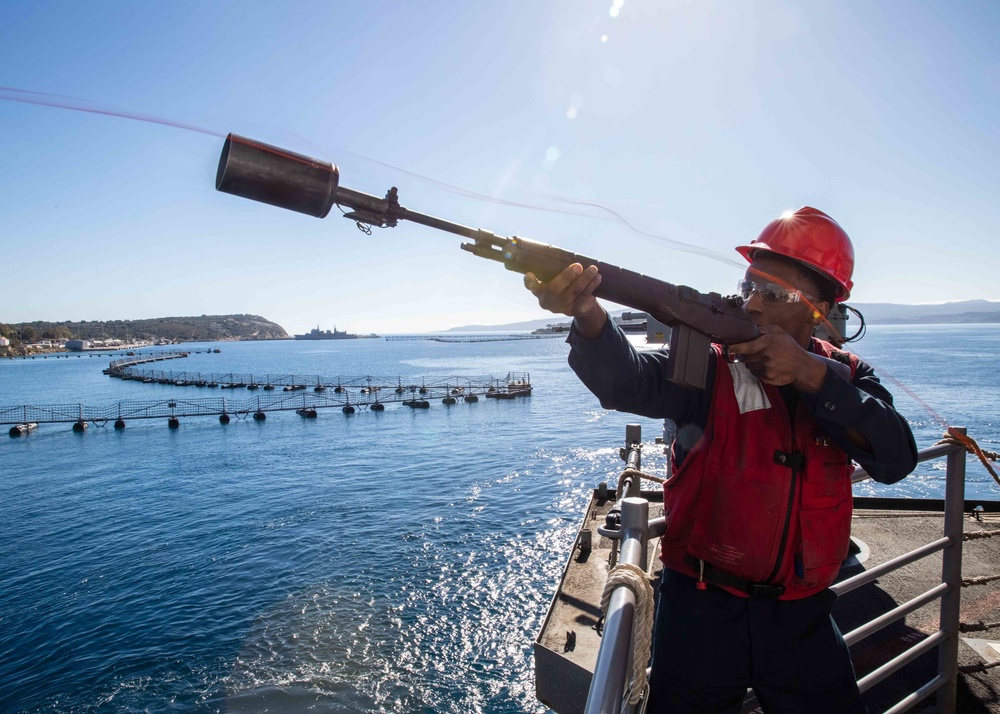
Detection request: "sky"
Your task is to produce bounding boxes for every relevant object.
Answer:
[1,0,998,334]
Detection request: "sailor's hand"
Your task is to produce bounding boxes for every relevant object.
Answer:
[729,325,826,392]
[524,263,607,339]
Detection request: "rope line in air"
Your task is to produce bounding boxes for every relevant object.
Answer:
[934,428,1000,490]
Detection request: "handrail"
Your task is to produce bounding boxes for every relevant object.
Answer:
[585,497,650,714]
[838,432,968,712]
[831,538,950,596]
[585,428,650,714]
[585,429,970,713]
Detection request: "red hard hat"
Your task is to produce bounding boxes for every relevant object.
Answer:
[736,206,854,301]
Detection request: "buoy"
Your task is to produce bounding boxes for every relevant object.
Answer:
[342,405,355,414]
[168,417,180,429]
[371,402,385,411]
[464,395,479,403]
[253,411,266,421]
[72,421,88,432]
[114,419,126,430]
[219,413,231,424]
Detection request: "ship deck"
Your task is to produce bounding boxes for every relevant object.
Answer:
[535,491,1000,714]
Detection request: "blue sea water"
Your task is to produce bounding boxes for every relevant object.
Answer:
[1,326,998,713]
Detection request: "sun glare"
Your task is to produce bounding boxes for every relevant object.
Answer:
[780,210,795,219]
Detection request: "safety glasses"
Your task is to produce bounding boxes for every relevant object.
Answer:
[737,279,814,305]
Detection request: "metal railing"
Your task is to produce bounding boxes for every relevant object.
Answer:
[585,427,970,714]
[832,430,967,713]
[586,424,653,714]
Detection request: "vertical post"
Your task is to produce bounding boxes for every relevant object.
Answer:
[585,496,650,714]
[937,427,966,714]
[662,419,677,480]
[624,424,643,500]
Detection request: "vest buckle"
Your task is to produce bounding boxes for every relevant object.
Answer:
[744,582,785,599]
[773,449,805,471]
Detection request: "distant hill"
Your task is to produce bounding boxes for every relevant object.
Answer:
[444,301,1000,332]
[850,300,1000,324]
[5,314,289,343]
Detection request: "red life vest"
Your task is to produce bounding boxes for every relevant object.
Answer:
[660,339,859,600]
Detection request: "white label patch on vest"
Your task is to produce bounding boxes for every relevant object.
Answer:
[728,361,772,414]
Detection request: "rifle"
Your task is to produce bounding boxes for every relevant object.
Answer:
[215,134,844,390]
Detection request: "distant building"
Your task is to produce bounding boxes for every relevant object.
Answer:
[65,339,92,351]
[0,336,9,347]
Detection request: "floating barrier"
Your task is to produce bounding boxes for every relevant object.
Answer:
[8,423,37,437]
[2,372,531,434]
[106,364,529,398]
[103,352,189,375]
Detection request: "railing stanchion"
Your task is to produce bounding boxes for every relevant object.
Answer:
[938,427,966,713]
[586,493,649,714]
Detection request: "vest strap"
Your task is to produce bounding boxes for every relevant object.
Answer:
[773,449,805,471]
[685,556,786,599]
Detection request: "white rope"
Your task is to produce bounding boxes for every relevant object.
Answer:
[600,562,655,707]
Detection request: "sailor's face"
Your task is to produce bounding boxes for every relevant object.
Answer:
[741,256,818,345]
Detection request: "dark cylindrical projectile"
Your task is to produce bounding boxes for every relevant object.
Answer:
[216,133,340,218]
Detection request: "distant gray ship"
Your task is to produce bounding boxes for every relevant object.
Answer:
[293,326,358,340]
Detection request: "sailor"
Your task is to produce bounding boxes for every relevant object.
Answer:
[524,207,917,713]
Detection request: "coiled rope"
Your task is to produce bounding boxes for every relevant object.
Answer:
[600,562,654,707]
[934,428,1000,488]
